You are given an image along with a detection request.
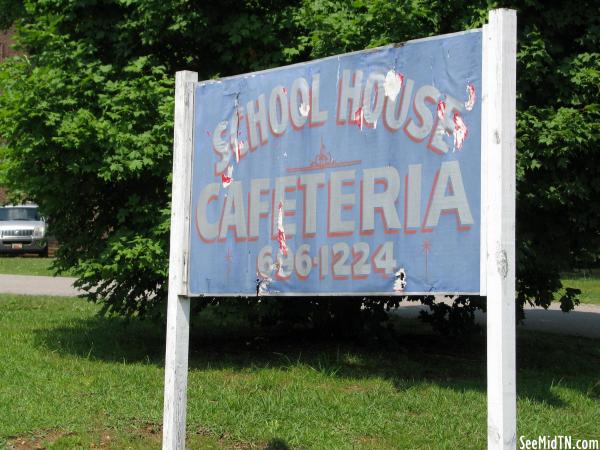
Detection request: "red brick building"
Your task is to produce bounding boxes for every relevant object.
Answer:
[0,27,18,62]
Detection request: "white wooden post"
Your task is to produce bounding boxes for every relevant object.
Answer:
[483,9,517,450]
[163,70,198,450]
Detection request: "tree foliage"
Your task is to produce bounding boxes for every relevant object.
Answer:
[0,0,597,331]
[0,0,298,318]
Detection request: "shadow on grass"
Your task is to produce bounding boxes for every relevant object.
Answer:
[264,438,291,450]
[32,312,600,410]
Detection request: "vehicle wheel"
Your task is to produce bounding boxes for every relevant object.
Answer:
[39,247,49,258]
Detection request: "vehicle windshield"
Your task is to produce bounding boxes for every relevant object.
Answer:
[0,207,40,221]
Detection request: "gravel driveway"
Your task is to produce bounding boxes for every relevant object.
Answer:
[0,273,81,297]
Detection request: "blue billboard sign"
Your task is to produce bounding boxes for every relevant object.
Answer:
[188,30,482,296]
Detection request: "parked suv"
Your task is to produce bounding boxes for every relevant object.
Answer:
[0,204,48,256]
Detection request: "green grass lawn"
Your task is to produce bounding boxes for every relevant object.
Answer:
[0,257,75,278]
[562,276,600,306]
[0,295,598,449]
[0,257,71,277]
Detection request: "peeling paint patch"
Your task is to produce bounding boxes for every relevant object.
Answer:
[394,268,407,292]
[383,69,404,102]
[221,165,233,188]
[234,139,245,163]
[299,102,310,117]
[496,249,508,279]
[354,106,364,130]
[453,112,468,152]
[437,100,446,121]
[277,201,288,257]
[234,141,240,163]
[465,82,476,111]
[256,274,272,295]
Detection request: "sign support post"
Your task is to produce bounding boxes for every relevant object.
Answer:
[162,10,518,449]
[483,9,517,450]
[163,70,198,450]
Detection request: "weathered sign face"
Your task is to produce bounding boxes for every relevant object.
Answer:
[188,30,482,296]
